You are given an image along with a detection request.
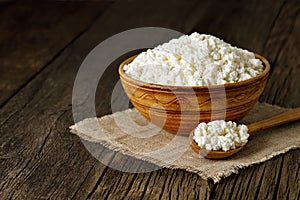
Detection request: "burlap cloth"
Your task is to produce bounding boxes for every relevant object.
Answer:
[70,103,300,182]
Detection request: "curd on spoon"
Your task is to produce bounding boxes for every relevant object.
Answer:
[193,120,249,152]
[191,107,300,159]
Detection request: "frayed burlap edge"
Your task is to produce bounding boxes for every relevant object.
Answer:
[69,103,300,183]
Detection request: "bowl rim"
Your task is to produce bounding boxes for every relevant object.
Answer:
[119,53,270,90]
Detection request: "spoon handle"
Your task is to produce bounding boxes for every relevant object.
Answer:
[247,107,300,134]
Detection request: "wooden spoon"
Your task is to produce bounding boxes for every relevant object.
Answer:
[190,107,300,159]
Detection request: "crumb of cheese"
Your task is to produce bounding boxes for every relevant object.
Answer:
[193,120,249,151]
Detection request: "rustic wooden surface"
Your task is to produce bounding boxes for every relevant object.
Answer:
[0,0,111,106]
[0,0,299,199]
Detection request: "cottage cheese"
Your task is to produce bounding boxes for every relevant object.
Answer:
[123,33,264,86]
[193,120,249,151]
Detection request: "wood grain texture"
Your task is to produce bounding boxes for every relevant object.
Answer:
[0,0,112,107]
[0,0,299,199]
[260,0,300,108]
[209,149,299,200]
[247,106,300,133]
[192,0,285,53]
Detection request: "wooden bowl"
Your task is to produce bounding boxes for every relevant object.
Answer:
[119,54,270,135]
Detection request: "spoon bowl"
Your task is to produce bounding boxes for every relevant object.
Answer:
[189,131,244,159]
[190,107,300,159]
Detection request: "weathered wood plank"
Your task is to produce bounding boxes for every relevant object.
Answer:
[0,0,299,199]
[210,149,300,200]
[0,0,112,106]
[275,149,300,200]
[192,0,285,54]
[260,0,300,108]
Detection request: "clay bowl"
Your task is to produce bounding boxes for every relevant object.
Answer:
[118,54,270,135]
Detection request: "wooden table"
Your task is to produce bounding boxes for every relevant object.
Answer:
[0,0,299,199]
